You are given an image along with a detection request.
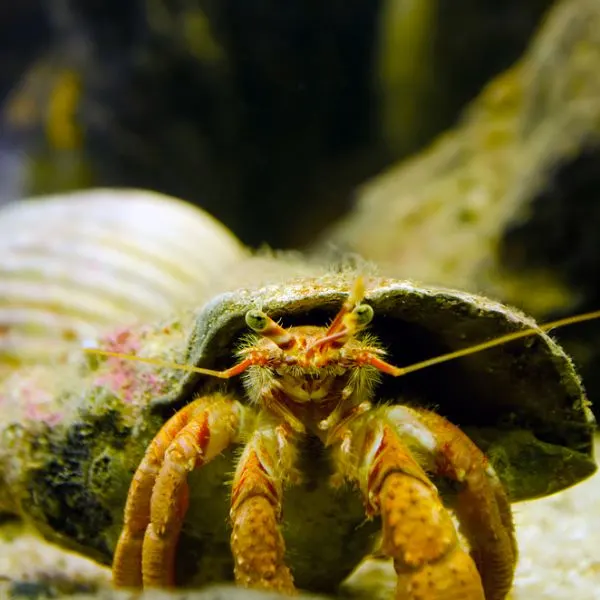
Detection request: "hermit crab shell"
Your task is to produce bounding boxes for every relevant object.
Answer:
[1,260,596,590]
[162,270,596,502]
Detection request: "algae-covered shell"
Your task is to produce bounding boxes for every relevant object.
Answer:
[0,188,247,367]
[167,271,596,502]
[1,264,596,591]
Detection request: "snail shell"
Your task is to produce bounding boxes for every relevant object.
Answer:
[0,188,247,368]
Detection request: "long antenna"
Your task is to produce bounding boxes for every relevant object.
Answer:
[394,309,600,377]
[82,309,600,378]
[82,348,252,378]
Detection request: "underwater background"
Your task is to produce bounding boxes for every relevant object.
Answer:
[0,1,599,599]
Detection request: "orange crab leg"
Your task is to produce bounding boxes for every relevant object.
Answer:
[113,397,206,587]
[230,422,298,594]
[112,393,246,588]
[404,407,517,600]
[332,411,485,600]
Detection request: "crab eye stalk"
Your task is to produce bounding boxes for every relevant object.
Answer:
[245,309,295,349]
[353,304,374,328]
[245,309,270,332]
[306,302,375,355]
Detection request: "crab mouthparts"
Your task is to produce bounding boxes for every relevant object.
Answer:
[306,371,323,380]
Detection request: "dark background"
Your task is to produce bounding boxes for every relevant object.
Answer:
[0,1,553,247]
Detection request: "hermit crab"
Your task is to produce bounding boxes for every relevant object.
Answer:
[99,270,596,600]
[0,196,596,600]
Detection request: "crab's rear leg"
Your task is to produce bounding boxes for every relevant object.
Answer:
[229,420,299,594]
[332,410,486,600]
[112,392,249,588]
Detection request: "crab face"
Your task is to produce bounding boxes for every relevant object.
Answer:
[111,279,517,600]
[238,296,382,435]
[242,324,378,406]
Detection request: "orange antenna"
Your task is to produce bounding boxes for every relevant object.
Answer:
[82,348,255,379]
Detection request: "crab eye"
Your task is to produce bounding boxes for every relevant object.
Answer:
[353,304,374,327]
[245,309,269,332]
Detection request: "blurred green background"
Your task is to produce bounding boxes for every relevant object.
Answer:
[0,0,552,247]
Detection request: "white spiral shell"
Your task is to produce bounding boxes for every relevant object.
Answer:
[0,188,247,366]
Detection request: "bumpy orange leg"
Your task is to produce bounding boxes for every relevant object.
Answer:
[392,407,517,600]
[112,393,247,588]
[333,409,485,600]
[230,420,298,594]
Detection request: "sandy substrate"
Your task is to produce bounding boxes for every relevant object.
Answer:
[511,453,600,599]
[1,437,598,599]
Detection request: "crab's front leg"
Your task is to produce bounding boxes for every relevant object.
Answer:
[112,392,251,588]
[390,406,517,599]
[230,419,299,594]
[332,408,486,600]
